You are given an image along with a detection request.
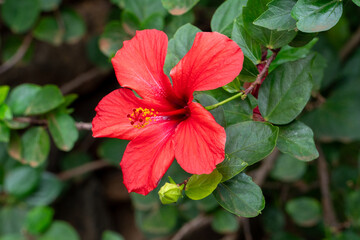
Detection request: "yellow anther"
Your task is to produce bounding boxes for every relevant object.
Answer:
[127,107,157,129]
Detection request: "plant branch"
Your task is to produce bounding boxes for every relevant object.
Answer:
[249,148,279,186]
[13,117,92,130]
[340,26,360,61]
[244,49,279,96]
[317,144,341,232]
[57,159,111,181]
[171,215,213,240]
[0,33,33,75]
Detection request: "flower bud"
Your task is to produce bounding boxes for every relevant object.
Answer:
[158,182,184,204]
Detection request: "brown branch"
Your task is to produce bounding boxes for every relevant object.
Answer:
[244,49,280,96]
[60,67,111,94]
[242,218,253,240]
[13,117,92,130]
[340,26,360,61]
[57,159,111,181]
[317,144,341,232]
[171,215,212,240]
[0,34,33,75]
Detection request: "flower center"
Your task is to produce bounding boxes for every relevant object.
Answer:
[127,107,158,129]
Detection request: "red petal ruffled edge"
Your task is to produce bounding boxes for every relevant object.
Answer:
[171,32,244,102]
[174,102,226,174]
[120,120,178,195]
[111,30,175,107]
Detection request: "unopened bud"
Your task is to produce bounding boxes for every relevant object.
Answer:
[158,182,184,204]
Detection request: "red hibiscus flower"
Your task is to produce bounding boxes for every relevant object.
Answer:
[92,29,243,195]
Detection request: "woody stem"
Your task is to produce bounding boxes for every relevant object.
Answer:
[205,92,244,111]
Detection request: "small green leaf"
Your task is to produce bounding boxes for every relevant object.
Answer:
[97,139,128,165]
[270,154,307,182]
[0,86,10,104]
[0,206,28,236]
[258,54,315,124]
[123,0,166,22]
[6,84,41,116]
[0,122,10,143]
[1,35,34,63]
[7,131,22,161]
[277,121,318,161]
[99,21,130,57]
[25,85,64,116]
[1,0,40,33]
[24,206,54,234]
[185,169,223,200]
[140,13,164,30]
[225,121,279,166]
[61,8,86,44]
[211,209,239,234]
[102,231,124,240]
[21,127,50,167]
[216,155,248,182]
[4,166,40,198]
[291,0,343,33]
[33,16,63,45]
[285,197,321,227]
[48,112,79,151]
[161,0,199,15]
[39,221,79,240]
[26,172,63,206]
[213,173,265,217]
[0,104,13,120]
[211,0,248,36]
[345,190,360,227]
[40,0,61,11]
[254,0,297,31]
[353,0,360,7]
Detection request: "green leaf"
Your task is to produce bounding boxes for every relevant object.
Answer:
[123,0,166,22]
[161,0,199,15]
[1,35,34,63]
[291,0,343,33]
[40,0,61,11]
[0,234,26,240]
[25,85,64,116]
[61,8,86,44]
[216,155,248,182]
[0,104,13,120]
[7,131,22,161]
[0,122,10,143]
[24,206,54,234]
[97,139,128,165]
[270,154,307,182]
[6,84,41,116]
[87,37,111,69]
[232,18,262,65]
[140,205,178,235]
[26,172,63,206]
[0,86,10,104]
[1,0,40,33]
[99,21,130,57]
[225,121,279,166]
[258,55,314,124]
[194,93,226,127]
[39,221,80,240]
[262,207,285,233]
[185,169,222,200]
[141,13,164,30]
[285,197,321,227]
[33,16,63,45]
[277,121,318,161]
[212,209,239,234]
[211,0,248,36]
[345,190,360,227]
[4,119,29,130]
[254,0,296,31]
[165,11,195,37]
[47,112,79,151]
[243,0,296,49]
[353,0,360,7]
[102,231,124,240]
[289,32,317,48]
[4,166,40,198]
[121,11,141,35]
[21,127,50,167]
[0,206,28,235]
[213,173,265,217]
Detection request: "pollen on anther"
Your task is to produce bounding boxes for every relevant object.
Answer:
[127,107,157,128]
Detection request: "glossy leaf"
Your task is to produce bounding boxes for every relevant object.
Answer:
[224,58,258,93]
[24,206,54,234]
[48,112,79,151]
[39,221,80,240]
[285,197,321,227]
[270,154,307,182]
[213,173,265,217]
[6,84,41,116]
[33,17,63,45]
[225,121,279,166]
[4,166,40,198]
[21,127,50,167]
[254,0,296,31]
[291,0,343,33]
[216,155,248,182]
[258,55,315,124]
[185,169,223,200]
[161,0,199,15]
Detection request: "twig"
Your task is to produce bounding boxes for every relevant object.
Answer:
[317,144,341,232]
[250,148,279,186]
[244,49,280,96]
[0,34,33,75]
[171,215,212,240]
[57,159,111,181]
[60,68,111,94]
[242,218,253,240]
[340,26,360,61]
[13,117,92,130]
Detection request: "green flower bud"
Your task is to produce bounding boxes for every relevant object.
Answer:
[158,182,184,204]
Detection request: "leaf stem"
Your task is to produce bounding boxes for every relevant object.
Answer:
[204,92,244,111]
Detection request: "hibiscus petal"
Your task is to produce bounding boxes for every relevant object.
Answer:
[171,32,244,102]
[121,121,178,195]
[174,102,226,174]
[111,30,174,106]
[92,88,172,140]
